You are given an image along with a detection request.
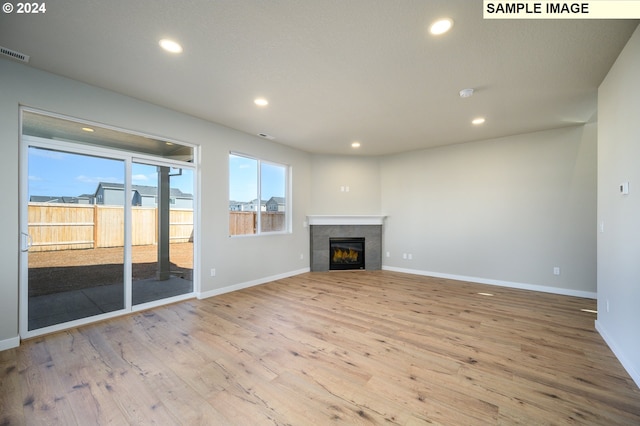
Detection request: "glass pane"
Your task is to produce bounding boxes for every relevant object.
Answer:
[229,154,258,235]
[260,162,287,233]
[28,147,125,330]
[132,163,194,305]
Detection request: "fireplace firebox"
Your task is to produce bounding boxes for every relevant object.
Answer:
[329,238,365,270]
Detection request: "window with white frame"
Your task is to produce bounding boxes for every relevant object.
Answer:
[229,153,289,236]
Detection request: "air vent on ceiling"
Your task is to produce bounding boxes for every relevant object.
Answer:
[258,133,275,140]
[0,46,30,63]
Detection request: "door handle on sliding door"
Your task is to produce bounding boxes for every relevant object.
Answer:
[21,232,32,252]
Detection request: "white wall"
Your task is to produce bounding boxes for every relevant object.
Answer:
[596,25,640,387]
[309,155,381,215]
[380,125,597,297]
[0,59,311,348]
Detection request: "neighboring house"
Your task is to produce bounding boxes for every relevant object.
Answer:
[266,197,285,212]
[242,199,267,212]
[229,201,244,211]
[77,194,96,204]
[94,182,193,208]
[131,185,159,207]
[29,195,93,204]
[228,199,266,212]
[94,182,132,206]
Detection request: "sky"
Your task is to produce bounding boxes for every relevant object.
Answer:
[28,148,284,204]
[28,147,194,199]
[229,154,286,202]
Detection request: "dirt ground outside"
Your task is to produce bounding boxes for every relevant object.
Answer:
[28,243,193,297]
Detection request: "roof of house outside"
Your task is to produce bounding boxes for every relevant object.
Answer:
[267,197,285,204]
[30,195,90,203]
[96,182,193,198]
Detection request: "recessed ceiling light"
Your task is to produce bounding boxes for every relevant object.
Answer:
[159,39,183,54]
[472,117,486,125]
[81,127,94,133]
[351,142,361,148]
[429,18,453,35]
[254,98,269,107]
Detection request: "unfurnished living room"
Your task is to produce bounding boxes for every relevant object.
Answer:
[1,1,640,424]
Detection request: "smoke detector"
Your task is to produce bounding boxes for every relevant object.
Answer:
[0,46,29,63]
[459,88,474,98]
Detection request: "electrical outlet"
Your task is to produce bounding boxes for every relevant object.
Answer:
[210,268,216,277]
[402,253,407,259]
[553,267,560,276]
[408,253,413,260]
[386,251,391,258]
[300,253,304,260]
[606,299,610,313]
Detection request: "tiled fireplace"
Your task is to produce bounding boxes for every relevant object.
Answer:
[308,215,385,272]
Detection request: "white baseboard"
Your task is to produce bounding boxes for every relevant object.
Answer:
[0,336,20,351]
[382,266,597,299]
[595,320,640,389]
[197,268,310,300]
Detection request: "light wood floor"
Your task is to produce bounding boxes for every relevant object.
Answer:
[1,271,639,425]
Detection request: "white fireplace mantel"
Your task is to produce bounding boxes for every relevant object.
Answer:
[307,215,386,226]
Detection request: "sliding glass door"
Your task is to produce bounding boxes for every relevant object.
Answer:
[25,147,126,330]
[20,110,197,338]
[131,162,194,305]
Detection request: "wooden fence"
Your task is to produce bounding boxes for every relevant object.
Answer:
[229,211,255,236]
[28,203,194,252]
[228,211,286,235]
[28,204,286,250]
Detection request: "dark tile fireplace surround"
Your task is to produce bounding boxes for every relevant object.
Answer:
[308,216,385,272]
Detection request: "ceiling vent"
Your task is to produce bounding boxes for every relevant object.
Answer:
[258,133,275,140]
[0,46,30,63]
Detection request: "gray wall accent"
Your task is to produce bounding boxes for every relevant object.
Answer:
[597,25,640,386]
[310,225,382,271]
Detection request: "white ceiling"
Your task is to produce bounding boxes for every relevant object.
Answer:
[1,1,637,156]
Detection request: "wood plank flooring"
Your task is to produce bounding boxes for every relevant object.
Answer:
[1,271,639,425]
